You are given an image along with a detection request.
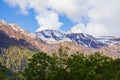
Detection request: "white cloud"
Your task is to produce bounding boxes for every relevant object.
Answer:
[28,0,49,13]
[4,0,120,36]
[87,0,120,36]
[86,23,109,36]
[35,11,63,32]
[68,23,109,36]
[4,0,29,14]
[69,0,120,36]
[49,0,79,21]
[49,0,91,23]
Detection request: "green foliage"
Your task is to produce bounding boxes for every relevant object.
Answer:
[24,47,71,80]
[0,63,17,80]
[1,46,120,80]
[0,46,35,72]
[67,53,113,80]
[24,52,53,80]
[24,47,120,80]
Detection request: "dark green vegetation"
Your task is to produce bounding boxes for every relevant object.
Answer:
[1,46,120,80]
[0,63,18,80]
[24,47,120,80]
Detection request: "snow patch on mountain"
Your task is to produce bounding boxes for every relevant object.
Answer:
[97,36,120,45]
[36,29,107,48]
[36,29,72,43]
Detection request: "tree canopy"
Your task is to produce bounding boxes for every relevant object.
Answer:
[23,47,120,80]
[1,46,120,80]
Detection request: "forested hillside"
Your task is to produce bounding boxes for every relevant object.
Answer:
[0,46,35,72]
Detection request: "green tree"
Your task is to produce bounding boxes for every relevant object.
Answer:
[24,46,71,80]
[23,47,120,80]
[24,52,54,80]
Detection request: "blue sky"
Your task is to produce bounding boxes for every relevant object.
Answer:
[0,0,120,36]
[0,0,38,33]
[0,0,75,33]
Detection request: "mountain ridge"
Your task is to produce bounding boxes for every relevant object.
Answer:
[36,29,107,48]
[0,20,58,53]
[1,20,120,58]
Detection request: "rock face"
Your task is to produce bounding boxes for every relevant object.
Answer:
[36,29,107,48]
[0,20,57,53]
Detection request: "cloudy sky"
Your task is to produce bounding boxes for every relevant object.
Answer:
[0,0,120,36]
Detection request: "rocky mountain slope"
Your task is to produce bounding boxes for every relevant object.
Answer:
[36,29,120,48]
[0,20,58,53]
[36,29,107,48]
[97,36,120,45]
[36,29,120,58]
[0,20,95,54]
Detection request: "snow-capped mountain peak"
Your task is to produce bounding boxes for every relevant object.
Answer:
[36,29,71,43]
[97,36,120,45]
[36,29,107,48]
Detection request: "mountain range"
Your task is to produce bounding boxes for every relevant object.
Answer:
[0,20,120,57]
[36,29,107,48]
[36,29,120,47]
